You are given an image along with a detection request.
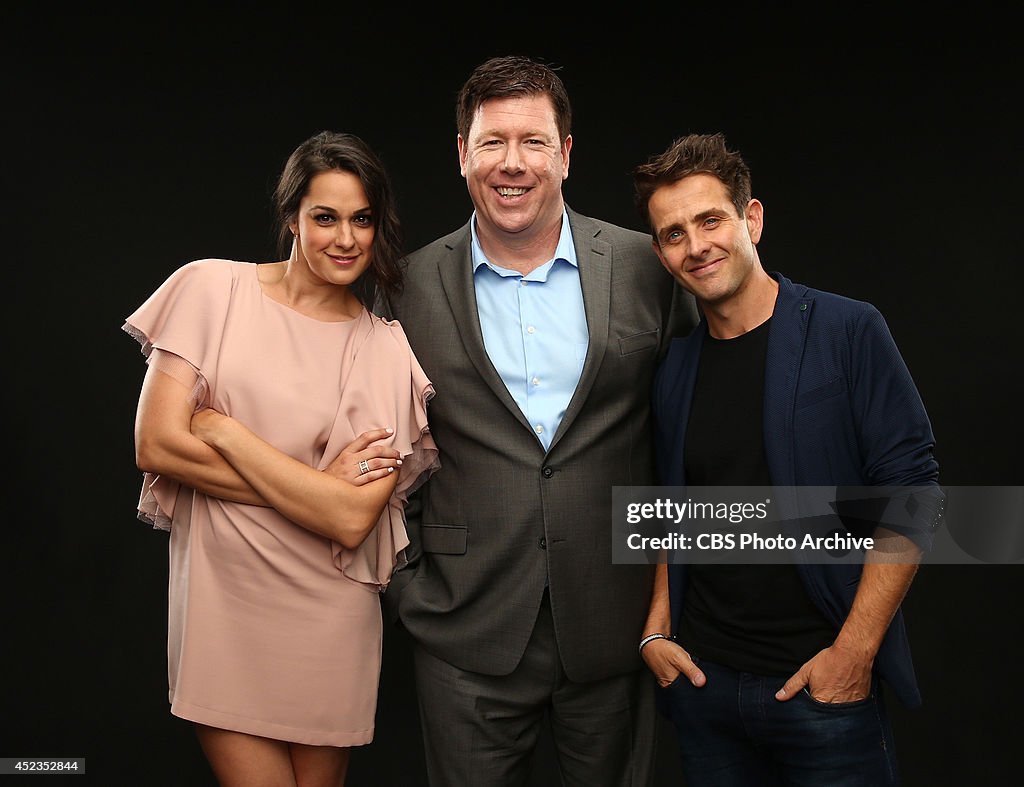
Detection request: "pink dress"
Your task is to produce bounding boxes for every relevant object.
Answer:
[122,259,438,746]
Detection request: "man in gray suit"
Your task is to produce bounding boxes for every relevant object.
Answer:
[383,55,697,786]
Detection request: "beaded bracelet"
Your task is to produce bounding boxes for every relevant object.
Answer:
[638,632,669,655]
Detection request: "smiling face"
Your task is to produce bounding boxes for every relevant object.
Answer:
[648,173,764,307]
[289,170,375,289]
[457,94,571,244]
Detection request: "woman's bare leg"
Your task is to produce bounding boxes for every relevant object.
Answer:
[290,743,350,787]
[194,724,297,787]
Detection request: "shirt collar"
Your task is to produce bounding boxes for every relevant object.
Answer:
[471,208,577,274]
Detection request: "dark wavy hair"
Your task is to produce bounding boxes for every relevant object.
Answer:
[456,55,572,143]
[632,132,752,233]
[273,130,403,305]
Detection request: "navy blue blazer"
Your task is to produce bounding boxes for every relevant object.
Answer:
[653,272,941,708]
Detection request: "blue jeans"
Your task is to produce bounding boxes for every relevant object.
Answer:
[660,657,900,786]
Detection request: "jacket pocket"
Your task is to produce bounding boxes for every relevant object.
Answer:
[796,376,845,409]
[619,328,660,356]
[421,524,468,555]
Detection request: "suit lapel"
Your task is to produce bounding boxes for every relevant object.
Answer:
[763,273,823,580]
[548,210,611,452]
[664,327,705,486]
[763,273,811,488]
[437,223,534,433]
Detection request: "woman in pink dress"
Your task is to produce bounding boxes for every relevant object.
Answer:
[123,131,438,787]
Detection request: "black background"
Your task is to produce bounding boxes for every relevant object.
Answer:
[5,6,1022,786]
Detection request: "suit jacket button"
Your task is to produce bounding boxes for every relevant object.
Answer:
[539,537,547,549]
[542,466,554,478]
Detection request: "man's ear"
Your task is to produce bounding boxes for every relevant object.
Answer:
[457,134,468,177]
[746,199,764,244]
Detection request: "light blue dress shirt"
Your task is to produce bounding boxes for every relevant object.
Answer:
[471,209,589,450]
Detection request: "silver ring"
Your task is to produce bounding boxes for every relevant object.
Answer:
[358,459,371,475]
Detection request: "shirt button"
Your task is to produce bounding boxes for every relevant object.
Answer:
[534,424,544,435]
[539,537,547,549]
[520,280,528,287]
[542,466,554,479]
[527,326,536,334]
[532,376,540,386]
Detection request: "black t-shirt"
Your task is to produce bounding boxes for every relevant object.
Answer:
[679,318,836,676]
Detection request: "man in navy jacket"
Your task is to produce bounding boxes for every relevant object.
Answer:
[631,133,942,786]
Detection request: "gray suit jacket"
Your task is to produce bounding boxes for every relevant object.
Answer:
[384,208,697,682]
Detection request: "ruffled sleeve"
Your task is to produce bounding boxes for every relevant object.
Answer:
[122,259,235,529]
[326,315,440,590]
